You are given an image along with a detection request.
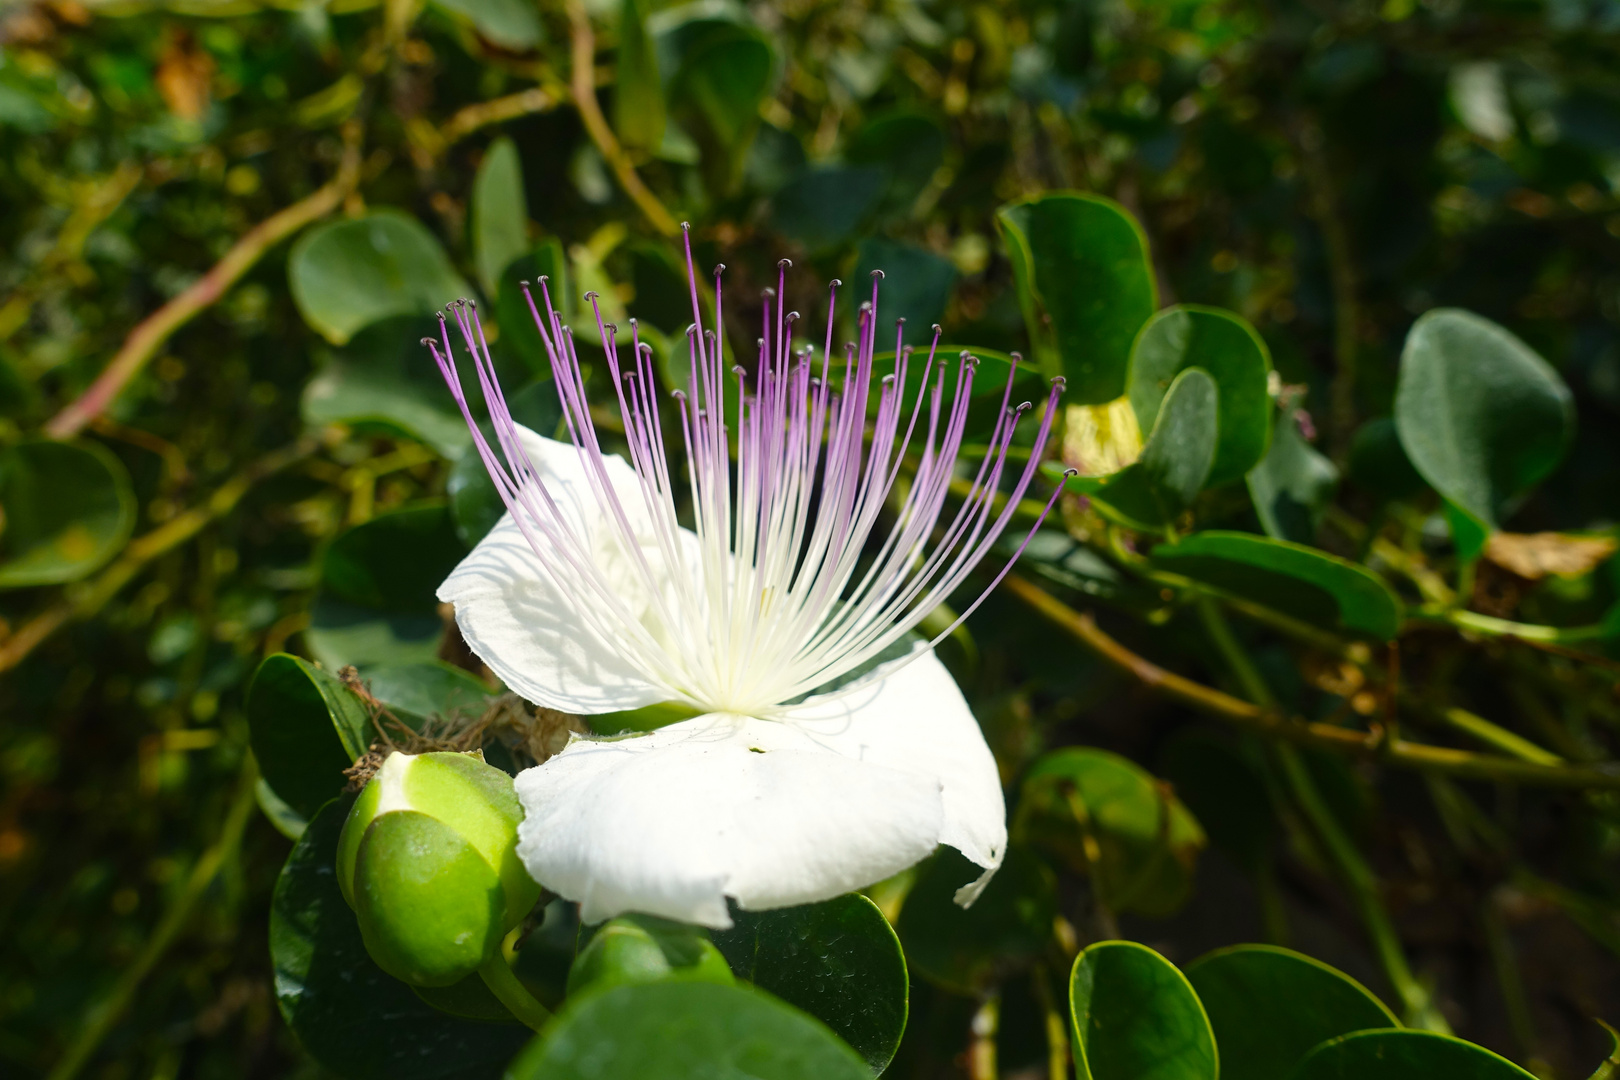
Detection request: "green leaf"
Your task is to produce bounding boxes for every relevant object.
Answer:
[271,797,530,1079]
[1247,408,1339,545]
[1394,308,1573,534]
[614,0,665,155]
[1071,367,1218,530]
[569,914,734,998]
[290,211,472,346]
[428,0,541,50]
[1016,747,1205,918]
[1185,944,1398,1080]
[1150,530,1403,641]
[1070,940,1218,1080]
[1128,305,1273,487]
[0,440,135,588]
[495,244,570,377]
[301,317,473,459]
[852,240,957,338]
[471,137,530,300]
[362,662,492,727]
[711,894,908,1075]
[772,166,886,253]
[248,654,371,820]
[1288,1029,1538,1080]
[1347,417,1425,502]
[844,110,947,213]
[897,846,1056,995]
[996,191,1158,400]
[505,981,871,1080]
[306,504,467,669]
[666,19,776,189]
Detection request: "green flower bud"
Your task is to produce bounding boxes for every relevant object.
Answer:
[566,914,735,999]
[336,751,540,987]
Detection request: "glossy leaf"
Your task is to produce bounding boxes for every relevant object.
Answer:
[614,0,665,154]
[997,191,1157,400]
[1070,940,1218,1080]
[301,317,473,459]
[271,797,529,1079]
[505,981,870,1080]
[429,0,541,50]
[1128,305,1273,487]
[471,137,529,299]
[852,239,956,338]
[305,504,466,669]
[1289,1029,1538,1080]
[897,847,1056,995]
[1185,944,1398,1080]
[290,211,472,346]
[1017,747,1206,918]
[1151,530,1403,641]
[1072,367,1218,530]
[248,654,371,820]
[711,894,908,1075]
[1248,408,1339,545]
[1395,308,1573,534]
[0,439,135,588]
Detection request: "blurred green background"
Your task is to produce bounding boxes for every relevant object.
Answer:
[3,0,1620,1076]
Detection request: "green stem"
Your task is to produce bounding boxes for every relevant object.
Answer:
[1255,856,1290,946]
[1434,707,1563,767]
[1481,889,1544,1071]
[1196,599,1447,1033]
[1032,966,1070,1080]
[48,759,261,1080]
[478,935,553,1032]
[1411,607,1612,645]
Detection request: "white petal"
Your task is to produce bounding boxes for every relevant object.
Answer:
[514,713,946,928]
[437,428,671,714]
[788,649,1007,906]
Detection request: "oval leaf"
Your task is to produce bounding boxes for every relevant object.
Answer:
[711,894,908,1075]
[271,797,530,1079]
[1072,367,1218,530]
[1070,940,1218,1080]
[1288,1029,1538,1080]
[1394,308,1573,533]
[996,191,1157,400]
[853,239,957,337]
[614,0,665,154]
[772,166,886,252]
[471,137,530,299]
[0,439,135,588]
[248,654,372,820]
[506,981,870,1080]
[429,0,541,50]
[1185,944,1398,1080]
[306,504,467,669]
[897,847,1056,995]
[1247,408,1339,545]
[290,211,472,346]
[1017,748,1206,918]
[1128,305,1273,487]
[1150,530,1403,641]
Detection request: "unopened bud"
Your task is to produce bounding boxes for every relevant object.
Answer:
[337,751,540,986]
[567,914,734,999]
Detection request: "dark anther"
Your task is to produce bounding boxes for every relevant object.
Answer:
[870,268,885,279]
[931,323,943,335]
[778,258,793,269]
[583,290,599,302]
[1009,351,1023,365]
[537,274,549,283]
[681,221,692,231]
[829,278,842,288]
[714,263,726,276]
[786,311,800,321]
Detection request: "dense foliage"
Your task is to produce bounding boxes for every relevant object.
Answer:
[4,0,1620,1076]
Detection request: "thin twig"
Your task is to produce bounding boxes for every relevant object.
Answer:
[565,0,679,237]
[0,439,318,672]
[440,86,561,147]
[1002,572,1620,790]
[46,758,260,1080]
[44,126,363,439]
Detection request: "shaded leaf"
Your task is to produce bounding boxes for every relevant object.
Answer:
[1070,367,1218,530]
[897,847,1056,995]
[0,440,135,588]
[1069,940,1217,1080]
[773,166,886,252]
[1151,530,1403,641]
[1185,944,1398,1080]
[471,137,530,300]
[1347,417,1425,502]
[1288,1029,1537,1080]
[997,191,1157,400]
[247,654,371,820]
[711,894,908,1075]
[852,239,956,338]
[504,982,870,1080]
[1248,409,1339,545]
[614,0,665,154]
